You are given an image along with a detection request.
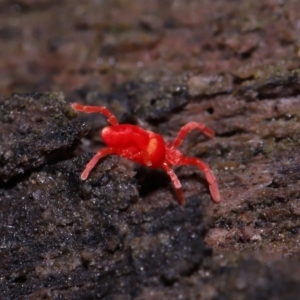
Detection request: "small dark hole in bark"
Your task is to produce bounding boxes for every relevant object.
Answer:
[206,107,214,114]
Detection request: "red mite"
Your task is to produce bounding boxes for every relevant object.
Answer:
[72,103,220,205]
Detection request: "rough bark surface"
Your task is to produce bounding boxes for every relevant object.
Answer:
[0,1,300,299]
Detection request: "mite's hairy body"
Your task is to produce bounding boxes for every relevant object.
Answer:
[102,125,165,168]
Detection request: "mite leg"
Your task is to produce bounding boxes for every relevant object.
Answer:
[179,157,220,203]
[72,103,118,126]
[81,147,115,180]
[172,121,214,148]
[161,162,185,205]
